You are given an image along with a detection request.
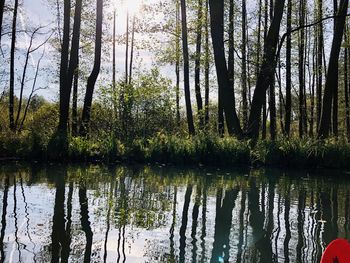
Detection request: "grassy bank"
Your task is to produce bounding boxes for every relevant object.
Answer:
[1,131,350,169]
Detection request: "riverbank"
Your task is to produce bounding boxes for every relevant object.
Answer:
[1,132,350,169]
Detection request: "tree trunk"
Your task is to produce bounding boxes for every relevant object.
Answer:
[195,0,204,128]
[80,0,103,136]
[316,0,324,130]
[333,0,339,136]
[204,0,210,126]
[175,0,181,125]
[180,0,195,135]
[241,0,248,130]
[58,0,71,134]
[345,28,350,140]
[269,0,277,140]
[228,0,235,106]
[72,58,79,137]
[247,0,285,140]
[298,0,306,138]
[285,0,292,136]
[9,0,18,131]
[15,30,35,130]
[319,0,348,138]
[113,9,116,88]
[66,0,82,136]
[262,0,269,139]
[209,0,242,137]
[0,0,5,43]
[125,12,129,85]
[129,15,135,85]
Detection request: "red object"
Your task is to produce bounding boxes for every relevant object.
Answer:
[321,239,350,263]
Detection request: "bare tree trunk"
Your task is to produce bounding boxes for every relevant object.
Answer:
[241,0,248,130]
[204,0,210,126]
[345,35,350,140]
[298,0,306,138]
[262,0,269,139]
[285,0,292,136]
[247,0,285,140]
[319,0,348,138]
[19,48,45,131]
[333,0,339,136]
[194,0,204,128]
[209,0,242,137]
[57,0,71,133]
[15,28,51,130]
[228,0,235,106]
[129,15,135,85]
[72,58,79,137]
[125,12,129,85]
[310,31,316,137]
[80,0,103,136]
[113,9,116,88]
[9,0,18,131]
[175,0,181,125]
[0,0,5,43]
[16,31,35,129]
[316,0,324,130]
[269,0,277,140]
[180,0,195,135]
[66,0,82,136]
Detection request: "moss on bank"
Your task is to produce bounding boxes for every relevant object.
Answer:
[1,132,350,169]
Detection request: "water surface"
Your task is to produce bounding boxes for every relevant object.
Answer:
[0,164,349,263]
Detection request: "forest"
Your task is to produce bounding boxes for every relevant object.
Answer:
[1,0,350,168]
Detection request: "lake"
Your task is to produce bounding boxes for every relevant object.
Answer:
[0,163,349,263]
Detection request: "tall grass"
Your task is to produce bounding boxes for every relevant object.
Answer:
[1,131,350,169]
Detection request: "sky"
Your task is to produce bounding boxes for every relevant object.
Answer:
[0,0,338,107]
[1,0,168,102]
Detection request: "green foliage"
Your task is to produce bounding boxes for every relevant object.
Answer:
[131,133,251,166]
[1,129,350,169]
[98,68,176,141]
[68,135,124,162]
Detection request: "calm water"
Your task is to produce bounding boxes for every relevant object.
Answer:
[0,164,349,263]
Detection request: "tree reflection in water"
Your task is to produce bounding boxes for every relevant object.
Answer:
[0,165,349,262]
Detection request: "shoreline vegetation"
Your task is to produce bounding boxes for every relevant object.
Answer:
[1,132,350,169]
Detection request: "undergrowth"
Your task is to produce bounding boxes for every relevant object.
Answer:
[1,131,350,169]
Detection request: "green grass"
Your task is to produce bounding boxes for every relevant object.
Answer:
[1,131,350,169]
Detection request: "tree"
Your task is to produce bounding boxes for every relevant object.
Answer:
[194,0,204,128]
[15,27,52,130]
[57,0,71,134]
[316,0,324,130]
[9,0,18,131]
[180,0,195,135]
[345,26,350,140]
[333,0,339,136]
[0,0,5,43]
[209,0,242,137]
[66,0,82,136]
[247,0,285,140]
[285,0,292,135]
[318,0,349,138]
[204,0,210,126]
[241,0,248,129]
[228,0,235,108]
[80,0,103,136]
[129,15,136,85]
[298,0,306,137]
[175,0,181,125]
[269,0,277,140]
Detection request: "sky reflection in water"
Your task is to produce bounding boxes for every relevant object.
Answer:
[0,164,349,263]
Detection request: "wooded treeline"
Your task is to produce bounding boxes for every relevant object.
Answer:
[1,0,350,152]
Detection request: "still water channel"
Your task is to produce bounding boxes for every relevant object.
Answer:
[0,164,349,263]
